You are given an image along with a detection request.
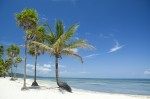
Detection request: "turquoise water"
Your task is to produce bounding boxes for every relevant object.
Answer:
[26,76,150,96]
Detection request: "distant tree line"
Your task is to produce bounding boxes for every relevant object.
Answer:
[0,44,22,79]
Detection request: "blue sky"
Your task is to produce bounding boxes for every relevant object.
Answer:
[0,0,150,78]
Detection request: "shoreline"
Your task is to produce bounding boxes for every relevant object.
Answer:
[0,77,150,99]
[28,77,150,96]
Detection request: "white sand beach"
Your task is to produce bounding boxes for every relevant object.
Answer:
[0,77,149,99]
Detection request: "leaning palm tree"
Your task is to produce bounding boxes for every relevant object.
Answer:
[32,20,94,92]
[27,25,46,86]
[6,44,20,80]
[16,8,38,90]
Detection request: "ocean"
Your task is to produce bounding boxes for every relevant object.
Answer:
[24,77,150,96]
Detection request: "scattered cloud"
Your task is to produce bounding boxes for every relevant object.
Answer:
[27,64,34,68]
[144,69,150,75]
[39,14,48,23]
[71,48,78,53]
[51,64,66,68]
[37,66,51,73]
[59,64,66,68]
[19,44,25,47]
[98,33,113,39]
[59,70,88,75]
[27,63,52,74]
[43,64,52,68]
[84,54,100,58]
[108,40,124,53]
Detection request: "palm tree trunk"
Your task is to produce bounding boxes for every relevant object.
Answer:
[31,47,38,86]
[10,65,14,80]
[14,65,17,79]
[11,66,13,77]
[21,38,27,90]
[16,66,17,78]
[55,55,59,86]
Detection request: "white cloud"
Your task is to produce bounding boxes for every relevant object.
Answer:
[59,64,66,68]
[37,66,51,73]
[27,64,34,68]
[144,69,150,75]
[43,64,51,68]
[60,70,88,74]
[84,54,100,58]
[98,33,113,39]
[27,63,52,74]
[71,48,78,53]
[19,44,25,47]
[108,40,124,53]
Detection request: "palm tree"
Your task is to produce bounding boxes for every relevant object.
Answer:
[4,58,13,77]
[14,57,22,79]
[27,25,46,86]
[32,20,93,92]
[6,44,20,80]
[16,8,38,90]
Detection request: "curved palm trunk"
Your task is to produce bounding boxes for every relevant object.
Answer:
[21,38,27,90]
[55,55,60,86]
[31,47,38,86]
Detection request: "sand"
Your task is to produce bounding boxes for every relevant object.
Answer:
[0,77,149,99]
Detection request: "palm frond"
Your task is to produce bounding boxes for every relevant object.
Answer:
[62,49,83,63]
[30,41,53,52]
[54,24,78,49]
[44,23,56,44]
[56,20,64,39]
[64,39,94,49]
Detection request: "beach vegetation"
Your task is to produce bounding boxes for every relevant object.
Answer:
[6,44,20,80]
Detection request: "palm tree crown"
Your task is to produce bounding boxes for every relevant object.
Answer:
[16,8,38,31]
[6,45,20,58]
